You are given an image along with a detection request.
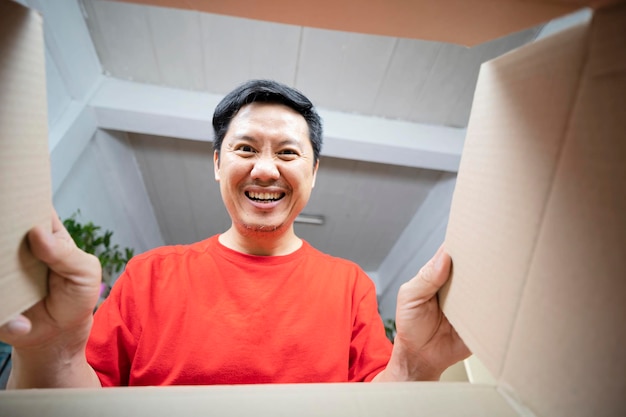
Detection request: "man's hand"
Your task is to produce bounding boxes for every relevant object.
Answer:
[0,209,102,388]
[374,244,470,382]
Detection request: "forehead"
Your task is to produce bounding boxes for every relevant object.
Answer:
[227,103,310,141]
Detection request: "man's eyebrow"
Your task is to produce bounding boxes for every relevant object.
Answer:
[277,138,303,148]
[229,135,257,143]
[230,136,304,149]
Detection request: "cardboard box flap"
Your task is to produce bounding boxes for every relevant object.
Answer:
[0,383,520,417]
[114,0,590,46]
[0,1,51,326]
[442,19,588,379]
[500,5,626,417]
[444,4,626,417]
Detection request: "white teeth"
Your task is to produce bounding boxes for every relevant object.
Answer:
[248,191,282,201]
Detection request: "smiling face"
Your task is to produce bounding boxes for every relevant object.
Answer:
[214,102,318,239]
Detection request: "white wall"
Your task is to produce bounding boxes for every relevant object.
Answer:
[53,129,165,265]
[376,172,457,319]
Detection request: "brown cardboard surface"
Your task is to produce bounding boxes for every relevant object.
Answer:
[0,2,51,326]
[501,5,626,417]
[0,382,518,417]
[442,21,588,378]
[444,3,626,417]
[111,0,583,46]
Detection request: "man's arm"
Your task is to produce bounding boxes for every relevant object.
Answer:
[0,211,102,388]
[373,245,470,382]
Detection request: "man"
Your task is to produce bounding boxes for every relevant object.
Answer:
[0,80,469,387]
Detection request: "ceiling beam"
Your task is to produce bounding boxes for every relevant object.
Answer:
[89,77,465,172]
[49,101,99,194]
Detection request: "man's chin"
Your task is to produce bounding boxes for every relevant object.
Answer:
[241,222,284,233]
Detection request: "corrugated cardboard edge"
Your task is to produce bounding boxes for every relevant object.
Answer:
[109,0,584,46]
[0,1,51,326]
[497,384,538,417]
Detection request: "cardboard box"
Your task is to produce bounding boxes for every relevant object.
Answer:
[0,1,624,416]
[0,0,51,327]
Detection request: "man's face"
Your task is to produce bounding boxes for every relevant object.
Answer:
[214,102,318,235]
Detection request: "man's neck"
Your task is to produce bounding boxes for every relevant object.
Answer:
[218,226,303,256]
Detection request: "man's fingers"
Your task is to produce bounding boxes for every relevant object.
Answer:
[50,208,72,240]
[403,244,452,303]
[424,244,451,288]
[28,224,74,265]
[28,223,100,281]
[392,244,467,380]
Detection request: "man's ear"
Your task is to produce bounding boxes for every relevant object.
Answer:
[213,151,220,181]
[312,159,319,188]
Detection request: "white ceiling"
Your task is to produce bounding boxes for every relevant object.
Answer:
[24,0,590,276]
[81,0,541,127]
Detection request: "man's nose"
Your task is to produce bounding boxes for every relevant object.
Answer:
[251,156,280,180]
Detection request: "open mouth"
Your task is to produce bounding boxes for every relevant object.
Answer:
[245,191,285,203]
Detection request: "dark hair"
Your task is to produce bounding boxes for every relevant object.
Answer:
[212,80,323,164]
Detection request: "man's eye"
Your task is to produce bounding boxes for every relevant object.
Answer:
[279,149,298,156]
[236,145,255,153]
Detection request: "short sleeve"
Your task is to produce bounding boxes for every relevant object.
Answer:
[86,269,141,387]
[348,271,393,382]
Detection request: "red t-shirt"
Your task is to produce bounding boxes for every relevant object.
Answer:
[87,236,392,386]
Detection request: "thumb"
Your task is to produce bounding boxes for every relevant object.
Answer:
[402,244,451,305]
[0,315,32,341]
[28,220,100,285]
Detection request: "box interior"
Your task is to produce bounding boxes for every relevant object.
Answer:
[0,1,624,417]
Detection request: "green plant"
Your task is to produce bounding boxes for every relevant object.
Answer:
[383,318,396,343]
[62,211,134,299]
